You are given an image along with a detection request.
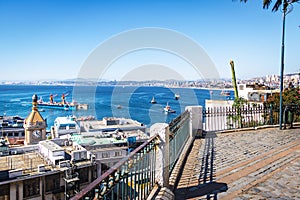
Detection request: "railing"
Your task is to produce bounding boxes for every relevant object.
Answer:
[70,134,158,200]
[169,110,190,172]
[203,105,277,131]
[70,106,199,200]
[69,103,300,199]
[203,104,300,131]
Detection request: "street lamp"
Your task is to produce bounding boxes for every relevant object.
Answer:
[279,1,294,129]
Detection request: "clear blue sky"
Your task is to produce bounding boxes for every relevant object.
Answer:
[0,0,299,81]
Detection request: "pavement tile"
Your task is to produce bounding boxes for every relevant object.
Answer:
[174,128,300,200]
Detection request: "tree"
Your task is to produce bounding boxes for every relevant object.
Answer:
[265,85,300,126]
[266,85,300,106]
[239,0,298,11]
[226,97,247,129]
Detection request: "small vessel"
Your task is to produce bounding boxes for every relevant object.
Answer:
[117,105,122,109]
[151,96,157,104]
[221,90,230,97]
[174,94,180,100]
[164,103,176,113]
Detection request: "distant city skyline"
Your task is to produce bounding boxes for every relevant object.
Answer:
[0,1,299,81]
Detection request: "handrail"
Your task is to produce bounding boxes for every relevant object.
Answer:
[70,133,159,200]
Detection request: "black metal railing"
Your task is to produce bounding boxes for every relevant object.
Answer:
[70,134,158,200]
[70,109,194,200]
[169,110,190,172]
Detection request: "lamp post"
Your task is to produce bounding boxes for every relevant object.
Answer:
[279,1,287,129]
[279,1,294,129]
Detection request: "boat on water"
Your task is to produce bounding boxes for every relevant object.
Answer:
[163,103,176,113]
[38,102,75,111]
[117,105,122,109]
[174,94,180,100]
[151,96,157,104]
[37,94,88,111]
[221,90,231,97]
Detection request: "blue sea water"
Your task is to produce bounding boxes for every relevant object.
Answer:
[0,85,233,130]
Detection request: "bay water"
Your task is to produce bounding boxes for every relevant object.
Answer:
[0,85,232,130]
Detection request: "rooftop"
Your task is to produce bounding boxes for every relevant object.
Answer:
[39,140,64,152]
[0,139,92,184]
[0,116,24,128]
[80,117,146,132]
[71,128,148,148]
[54,116,77,125]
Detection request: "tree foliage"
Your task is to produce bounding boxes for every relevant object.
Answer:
[266,85,300,107]
[233,97,247,108]
[239,0,299,12]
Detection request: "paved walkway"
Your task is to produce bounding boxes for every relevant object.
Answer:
[175,128,300,200]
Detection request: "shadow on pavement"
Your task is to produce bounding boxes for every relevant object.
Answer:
[175,131,228,199]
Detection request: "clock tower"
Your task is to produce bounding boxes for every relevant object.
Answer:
[23,94,47,145]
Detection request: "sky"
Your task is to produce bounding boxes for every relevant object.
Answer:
[0,0,299,81]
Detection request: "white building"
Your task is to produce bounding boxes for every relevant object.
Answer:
[38,140,65,165]
[51,116,80,138]
[237,84,278,102]
[80,117,147,133]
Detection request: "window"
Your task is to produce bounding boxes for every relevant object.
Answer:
[102,152,109,158]
[69,124,76,129]
[23,177,40,198]
[115,151,122,157]
[45,174,60,192]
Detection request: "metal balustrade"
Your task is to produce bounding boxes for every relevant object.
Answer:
[203,105,278,131]
[70,134,158,200]
[169,110,190,172]
[203,104,300,131]
[70,106,199,200]
[70,103,300,200]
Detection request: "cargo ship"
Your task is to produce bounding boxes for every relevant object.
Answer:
[37,94,88,111]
